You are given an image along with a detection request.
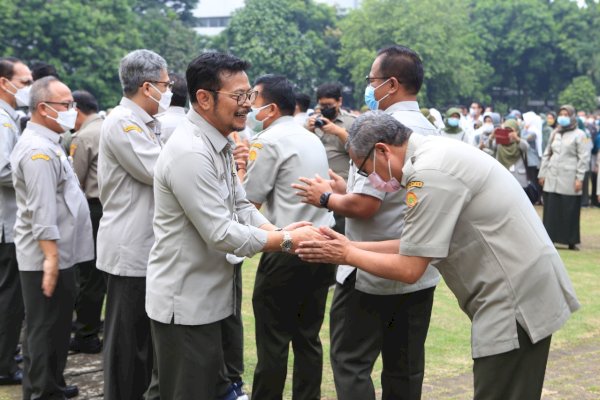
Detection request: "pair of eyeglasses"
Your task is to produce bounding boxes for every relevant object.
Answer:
[364,75,390,84]
[356,145,376,177]
[44,101,77,110]
[146,80,174,89]
[206,90,258,106]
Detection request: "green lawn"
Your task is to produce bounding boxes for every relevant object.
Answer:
[239,206,600,398]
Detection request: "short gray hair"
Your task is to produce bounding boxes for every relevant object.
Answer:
[346,110,413,157]
[119,49,167,96]
[30,76,59,110]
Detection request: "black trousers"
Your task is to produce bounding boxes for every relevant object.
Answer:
[20,267,76,400]
[473,323,552,400]
[103,275,153,400]
[591,170,599,206]
[222,262,244,383]
[151,318,231,400]
[0,242,23,375]
[251,252,335,400]
[73,199,105,339]
[330,271,435,400]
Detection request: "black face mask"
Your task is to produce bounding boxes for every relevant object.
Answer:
[320,106,337,121]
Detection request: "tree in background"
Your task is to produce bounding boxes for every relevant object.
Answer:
[214,0,349,100]
[338,0,491,108]
[558,76,598,113]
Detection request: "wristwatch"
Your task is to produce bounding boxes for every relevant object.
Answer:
[280,231,293,253]
[319,192,332,209]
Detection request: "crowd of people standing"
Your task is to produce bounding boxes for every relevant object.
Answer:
[0,42,591,400]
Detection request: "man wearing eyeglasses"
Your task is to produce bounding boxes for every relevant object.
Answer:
[0,56,32,387]
[97,49,169,400]
[10,76,93,399]
[293,45,440,400]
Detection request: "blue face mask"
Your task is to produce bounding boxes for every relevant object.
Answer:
[557,116,571,127]
[447,117,460,127]
[364,79,391,111]
[246,103,272,133]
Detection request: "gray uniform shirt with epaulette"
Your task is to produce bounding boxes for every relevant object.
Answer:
[10,122,93,271]
[146,110,269,326]
[244,116,334,229]
[0,100,20,243]
[399,134,580,358]
[97,97,162,277]
[70,113,103,199]
[337,101,440,294]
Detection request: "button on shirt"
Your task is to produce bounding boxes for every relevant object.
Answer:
[0,100,20,242]
[97,97,162,277]
[399,134,580,358]
[10,122,93,271]
[70,113,103,199]
[146,110,269,325]
[337,101,440,293]
[244,116,334,229]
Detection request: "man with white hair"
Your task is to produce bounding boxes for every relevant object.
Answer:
[11,76,93,399]
[97,49,170,400]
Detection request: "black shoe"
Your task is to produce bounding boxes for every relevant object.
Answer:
[69,336,102,354]
[14,354,23,364]
[568,244,580,251]
[64,384,79,398]
[0,369,23,385]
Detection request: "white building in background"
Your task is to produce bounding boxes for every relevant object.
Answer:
[193,0,361,36]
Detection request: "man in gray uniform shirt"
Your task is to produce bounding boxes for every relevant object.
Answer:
[69,90,106,354]
[243,74,335,400]
[294,44,440,400]
[97,49,170,400]
[11,76,93,399]
[146,53,322,400]
[297,111,580,400]
[0,56,31,386]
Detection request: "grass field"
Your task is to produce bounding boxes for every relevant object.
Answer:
[1,207,598,399]
[238,206,600,398]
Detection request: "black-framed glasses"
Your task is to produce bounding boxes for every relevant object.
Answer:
[356,145,375,177]
[44,101,77,110]
[206,90,258,106]
[364,75,390,84]
[146,80,174,89]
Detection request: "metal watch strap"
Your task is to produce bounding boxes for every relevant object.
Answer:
[280,231,293,253]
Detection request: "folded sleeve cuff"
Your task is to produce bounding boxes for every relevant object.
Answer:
[32,224,60,241]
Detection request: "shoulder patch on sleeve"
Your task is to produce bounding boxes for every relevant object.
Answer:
[31,153,50,161]
[69,143,77,157]
[406,180,424,190]
[2,122,13,129]
[406,192,418,208]
[123,124,143,133]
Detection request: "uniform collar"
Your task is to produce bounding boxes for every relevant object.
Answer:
[120,97,155,127]
[400,133,427,187]
[25,121,62,144]
[384,101,420,114]
[187,108,230,153]
[0,99,18,122]
[267,115,294,128]
[78,113,102,132]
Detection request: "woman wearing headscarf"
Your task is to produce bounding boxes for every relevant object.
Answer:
[538,105,590,250]
[492,119,529,188]
[441,107,469,143]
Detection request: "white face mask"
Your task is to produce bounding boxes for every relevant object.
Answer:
[482,123,494,134]
[45,104,78,131]
[6,81,31,108]
[149,83,172,114]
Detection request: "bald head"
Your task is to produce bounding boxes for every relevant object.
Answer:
[30,77,74,133]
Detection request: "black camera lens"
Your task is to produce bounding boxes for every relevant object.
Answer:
[314,118,325,128]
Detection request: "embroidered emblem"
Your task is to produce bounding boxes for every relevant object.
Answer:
[124,125,143,133]
[406,192,418,208]
[248,149,257,161]
[31,153,50,161]
[406,181,424,190]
